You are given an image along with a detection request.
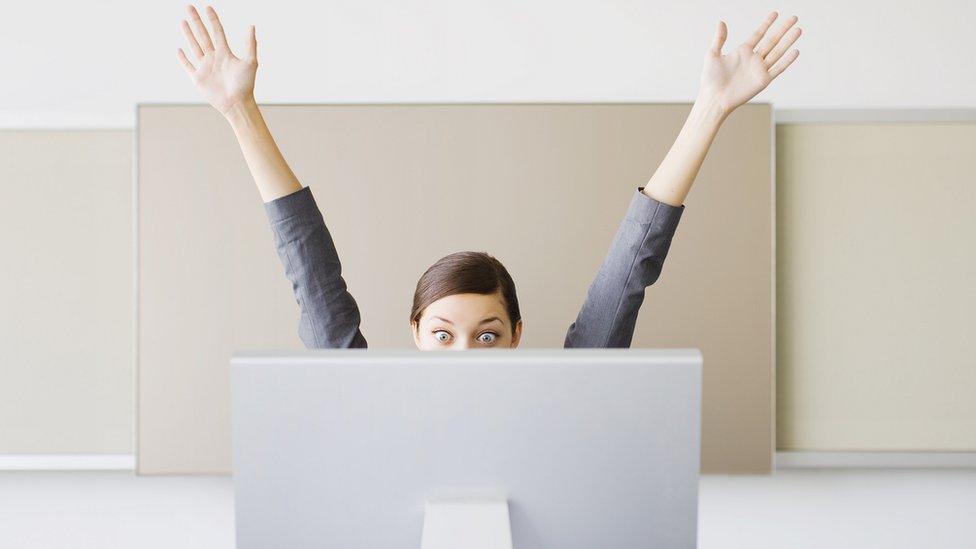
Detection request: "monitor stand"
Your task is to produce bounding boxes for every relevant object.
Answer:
[421,498,513,549]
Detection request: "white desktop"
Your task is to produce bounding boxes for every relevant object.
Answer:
[230,348,702,548]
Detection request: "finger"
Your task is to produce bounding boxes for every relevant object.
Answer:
[180,20,204,58]
[764,26,802,67]
[709,20,728,55]
[186,5,215,52]
[205,5,230,51]
[245,25,257,63]
[755,15,797,59]
[177,48,196,75]
[743,11,778,49]
[768,48,799,79]
[756,14,798,59]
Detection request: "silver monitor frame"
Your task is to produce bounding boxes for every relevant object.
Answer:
[231,348,702,548]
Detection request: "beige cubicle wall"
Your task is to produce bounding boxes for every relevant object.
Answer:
[0,130,134,456]
[137,103,774,474]
[776,121,976,451]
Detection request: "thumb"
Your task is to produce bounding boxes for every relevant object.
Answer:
[709,20,727,55]
[245,25,258,63]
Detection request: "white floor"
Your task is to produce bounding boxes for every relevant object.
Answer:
[699,469,976,549]
[1,469,974,548]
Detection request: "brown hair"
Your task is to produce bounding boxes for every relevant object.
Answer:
[410,251,521,335]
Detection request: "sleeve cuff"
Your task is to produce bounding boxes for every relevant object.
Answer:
[263,186,319,224]
[629,186,685,231]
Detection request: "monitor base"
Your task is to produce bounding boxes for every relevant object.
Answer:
[421,498,513,549]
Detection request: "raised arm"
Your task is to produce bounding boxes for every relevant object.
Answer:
[643,11,801,207]
[176,5,299,202]
[565,11,801,348]
[177,5,367,348]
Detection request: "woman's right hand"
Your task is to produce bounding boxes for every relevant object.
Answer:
[177,5,258,119]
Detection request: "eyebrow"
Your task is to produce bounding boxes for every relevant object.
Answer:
[431,316,503,326]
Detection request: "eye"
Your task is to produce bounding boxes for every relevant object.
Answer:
[477,332,498,344]
[433,330,452,343]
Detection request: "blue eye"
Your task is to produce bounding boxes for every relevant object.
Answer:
[478,332,498,344]
[433,330,451,342]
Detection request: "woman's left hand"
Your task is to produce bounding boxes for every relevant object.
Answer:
[698,11,802,116]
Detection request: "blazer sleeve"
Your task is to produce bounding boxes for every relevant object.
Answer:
[563,186,685,348]
[263,185,368,349]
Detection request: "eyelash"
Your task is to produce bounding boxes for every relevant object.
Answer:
[432,330,499,344]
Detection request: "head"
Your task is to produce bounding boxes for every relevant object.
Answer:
[410,251,523,350]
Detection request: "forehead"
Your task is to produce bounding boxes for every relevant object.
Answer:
[421,292,508,325]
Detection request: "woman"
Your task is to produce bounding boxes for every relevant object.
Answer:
[176,6,800,350]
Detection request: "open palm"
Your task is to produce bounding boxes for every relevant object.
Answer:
[699,12,802,114]
[177,5,258,117]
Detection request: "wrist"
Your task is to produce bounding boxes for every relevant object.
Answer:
[690,92,730,128]
[223,96,260,128]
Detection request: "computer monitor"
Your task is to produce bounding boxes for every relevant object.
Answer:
[231,348,702,548]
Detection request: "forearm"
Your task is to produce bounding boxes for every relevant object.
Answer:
[224,98,303,203]
[564,188,685,348]
[264,187,368,349]
[642,94,727,207]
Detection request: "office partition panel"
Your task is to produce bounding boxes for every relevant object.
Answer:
[777,120,976,453]
[0,130,134,457]
[137,104,774,473]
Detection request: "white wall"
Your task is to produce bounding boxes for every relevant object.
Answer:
[3,0,975,128]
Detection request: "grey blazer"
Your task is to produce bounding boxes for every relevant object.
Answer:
[263,186,684,348]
